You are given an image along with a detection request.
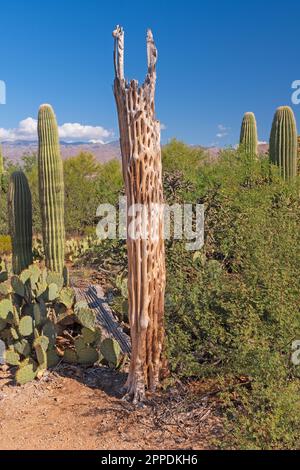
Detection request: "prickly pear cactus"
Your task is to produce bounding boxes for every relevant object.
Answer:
[5,349,20,366]
[33,335,49,352]
[16,362,37,385]
[0,263,103,385]
[35,343,47,368]
[8,171,33,274]
[0,298,14,322]
[100,338,121,368]
[47,348,60,368]
[14,339,31,357]
[59,287,75,309]
[65,236,98,263]
[19,316,34,337]
[63,348,77,364]
[77,347,99,365]
[75,305,96,330]
[82,327,101,345]
[38,104,65,274]
[0,258,8,284]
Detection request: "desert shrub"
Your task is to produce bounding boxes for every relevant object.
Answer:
[220,378,300,450]
[165,147,300,373]
[2,140,300,448]
[0,235,12,254]
[63,152,103,233]
[162,138,206,179]
[0,195,8,236]
[88,142,300,448]
[0,152,123,237]
[163,144,300,449]
[64,154,122,233]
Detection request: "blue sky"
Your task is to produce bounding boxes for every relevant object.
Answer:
[0,0,300,146]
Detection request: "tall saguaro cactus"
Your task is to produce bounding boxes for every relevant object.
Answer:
[8,171,33,274]
[113,26,166,402]
[270,106,298,180]
[38,104,65,273]
[240,112,258,157]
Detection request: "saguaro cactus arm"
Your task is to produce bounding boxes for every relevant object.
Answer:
[113,27,166,403]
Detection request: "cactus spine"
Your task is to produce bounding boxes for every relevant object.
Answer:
[240,112,258,157]
[269,106,298,180]
[38,104,65,273]
[8,172,33,274]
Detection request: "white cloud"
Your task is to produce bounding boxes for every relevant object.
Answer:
[216,124,230,139]
[59,122,112,143]
[0,117,114,143]
[160,123,167,131]
[0,118,37,141]
[258,141,267,145]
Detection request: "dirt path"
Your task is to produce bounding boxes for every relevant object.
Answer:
[0,365,222,450]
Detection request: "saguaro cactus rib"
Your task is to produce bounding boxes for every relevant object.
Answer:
[113,26,166,403]
[8,172,33,274]
[38,104,65,273]
[240,112,258,157]
[270,106,298,180]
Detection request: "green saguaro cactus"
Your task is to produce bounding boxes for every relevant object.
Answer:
[8,171,33,274]
[38,104,65,273]
[240,112,258,157]
[270,106,298,180]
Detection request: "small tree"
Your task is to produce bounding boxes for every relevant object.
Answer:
[113,26,166,403]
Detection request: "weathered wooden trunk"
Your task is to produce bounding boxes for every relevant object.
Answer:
[113,26,166,402]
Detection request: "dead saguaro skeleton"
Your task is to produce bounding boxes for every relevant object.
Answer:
[113,26,166,402]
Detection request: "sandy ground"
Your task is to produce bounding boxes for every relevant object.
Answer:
[0,364,222,450]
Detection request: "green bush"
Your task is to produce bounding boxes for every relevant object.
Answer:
[91,142,300,448]
[2,140,300,448]
[163,143,300,449]
[64,154,122,233]
[0,235,12,254]
[0,152,123,236]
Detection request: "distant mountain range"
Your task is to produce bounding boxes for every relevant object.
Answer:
[204,143,269,159]
[1,140,122,164]
[1,140,269,165]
